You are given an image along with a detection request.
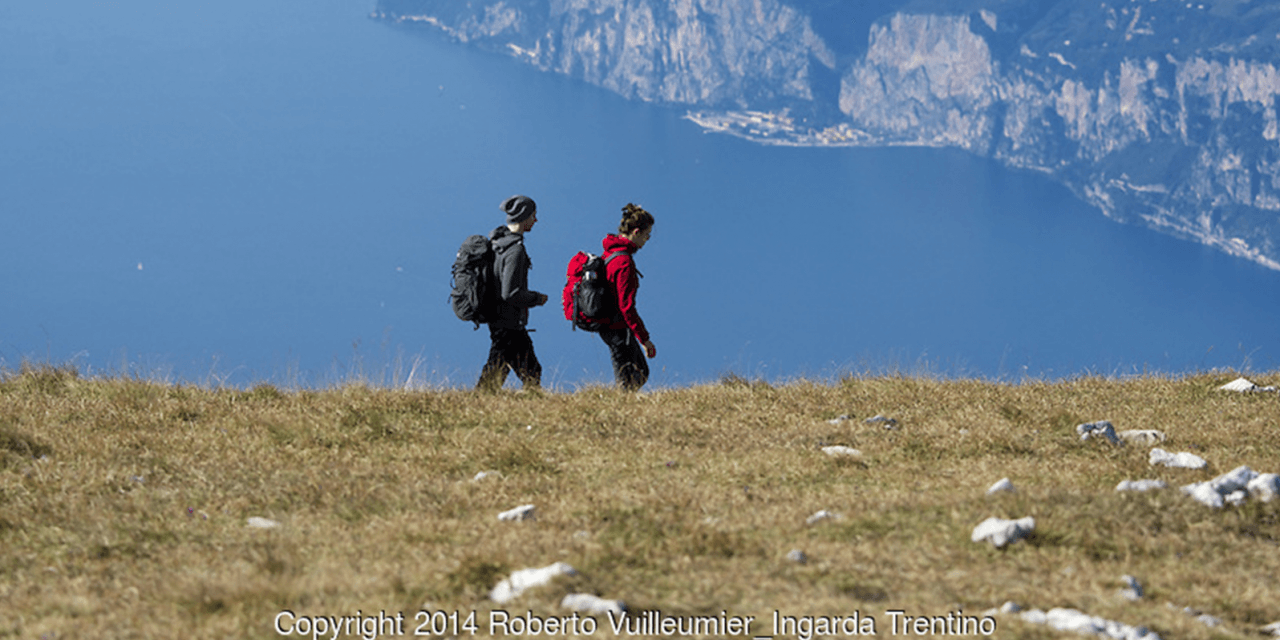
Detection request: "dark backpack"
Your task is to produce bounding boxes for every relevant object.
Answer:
[449,234,496,328]
[562,251,624,332]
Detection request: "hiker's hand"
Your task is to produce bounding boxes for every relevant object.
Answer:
[534,293,549,306]
[643,340,657,358]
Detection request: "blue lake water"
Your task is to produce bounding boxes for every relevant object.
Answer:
[3,0,1279,388]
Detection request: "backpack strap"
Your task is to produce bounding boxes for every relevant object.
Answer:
[604,250,642,279]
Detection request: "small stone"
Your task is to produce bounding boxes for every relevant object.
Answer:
[970,516,1035,548]
[986,477,1016,495]
[1076,421,1120,445]
[786,549,808,564]
[1218,377,1276,392]
[1019,609,1048,625]
[1219,377,1258,392]
[1046,609,1104,635]
[827,414,853,425]
[1116,479,1167,492]
[498,504,536,521]
[1117,429,1166,445]
[246,517,280,529]
[472,470,501,482]
[1181,482,1225,508]
[1181,465,1267,508]
[864,414,898,429]
[1037,608,1159,639]
[1118,575,1144,601]
[1261,620,1280,636]
[821,445,862,458]
[805,510,837,525]
[561,593,625,616]
[1209,465,1258,494]
[1149,448,1207,469]
[1195,614,1222,628]
[1247,473,1280,502]
[490,562,576,604]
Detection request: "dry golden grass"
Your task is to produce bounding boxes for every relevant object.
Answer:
[1,365,1278,639]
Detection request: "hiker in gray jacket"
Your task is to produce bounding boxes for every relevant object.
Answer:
[477,195,549,391]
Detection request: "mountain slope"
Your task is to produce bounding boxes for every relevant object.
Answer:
[374,0,1280,270]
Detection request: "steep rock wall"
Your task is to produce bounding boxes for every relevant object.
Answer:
[377,0,835,107]
[374,0,1280,270]
[840,12,1280,267]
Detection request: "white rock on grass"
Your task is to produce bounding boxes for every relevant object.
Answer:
[1209,465,1259,493]
[786,549,808,564]
[982,601,1022,618]
[1116,479,1168,492]
[490,562,576,604]
[821,445,862,459]
[1195,614,1222,628]
[986,478,1016,495]
[498,504,537,521]
[827,414,852,425]
[1077,421,1121,445]
[1262,620,1280,636]
[1182,465,1263,508]
[805,510,838,525]
[246,517,280,529]
[1175,607,1224,628]
[561,593,625,616]
[1218,377,1278,392]
[1182,483,1227,509]
[970,516,1035,549]
[472,470,501,482]
[1118,575,1144,601]
[1117,430,1166,445]
[1019,609,1048,625]
[1149,448,1207,469]
[864,414,899,429]
[1248,473,1280,502]
[1219,377,1259,392]
[1017,607,1162,640]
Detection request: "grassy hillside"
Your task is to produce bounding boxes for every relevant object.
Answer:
[1,366,1278,639]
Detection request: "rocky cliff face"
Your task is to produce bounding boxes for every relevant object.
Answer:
[374,0,1280,270]
[375,0,835,106]
[840,7,1280,269]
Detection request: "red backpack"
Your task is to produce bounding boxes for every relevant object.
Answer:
[562,251,624,331]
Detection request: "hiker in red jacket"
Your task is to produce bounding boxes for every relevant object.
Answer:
[599,203,656,390]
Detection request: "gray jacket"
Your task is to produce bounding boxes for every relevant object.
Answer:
[489,226,542,329]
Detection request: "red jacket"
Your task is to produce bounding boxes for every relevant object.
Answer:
[601,234,649,343]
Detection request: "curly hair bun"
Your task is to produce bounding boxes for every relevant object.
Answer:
[619,203,654,235]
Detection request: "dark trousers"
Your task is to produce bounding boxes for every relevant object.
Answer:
[477,327,541,391]
[599,327,649,391]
